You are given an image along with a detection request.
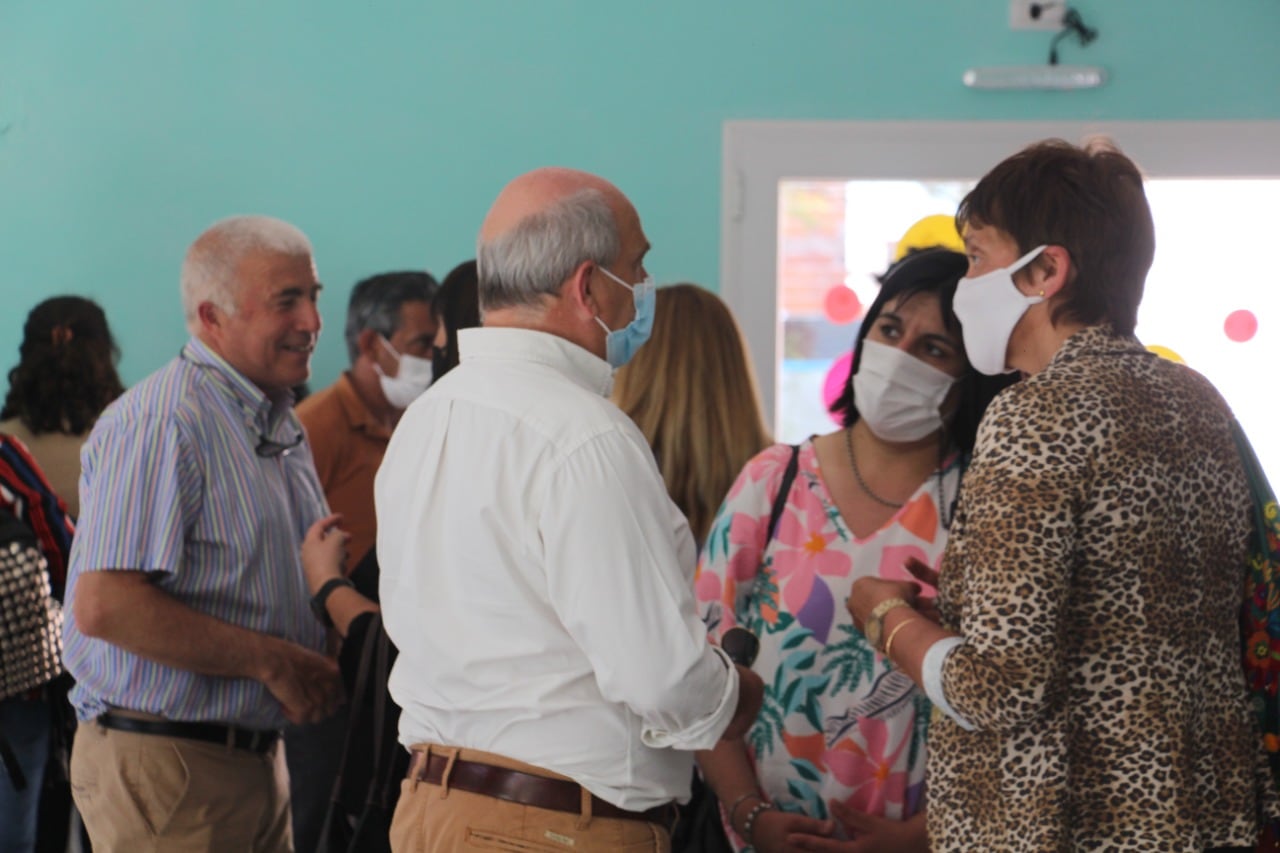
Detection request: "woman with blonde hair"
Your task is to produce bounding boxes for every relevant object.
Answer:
[612,283,771,546]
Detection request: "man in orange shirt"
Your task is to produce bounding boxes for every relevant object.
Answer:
[298,271,438,565]
[291,270,436,853]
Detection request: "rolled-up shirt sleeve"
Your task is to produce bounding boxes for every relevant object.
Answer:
[541,428,739,751]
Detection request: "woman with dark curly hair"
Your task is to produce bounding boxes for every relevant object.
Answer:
[1,296,124,517]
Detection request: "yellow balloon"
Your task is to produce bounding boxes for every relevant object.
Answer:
[1146,344,1186,365]
[895,215,965,260]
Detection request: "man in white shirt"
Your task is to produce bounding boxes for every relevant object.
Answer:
[376,167,763,852]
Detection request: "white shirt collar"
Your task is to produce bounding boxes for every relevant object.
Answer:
[457,327,614,398]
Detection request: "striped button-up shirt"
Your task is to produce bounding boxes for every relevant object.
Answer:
[63,338,328,729]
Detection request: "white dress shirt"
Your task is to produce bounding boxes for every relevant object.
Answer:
[376,327,739,810]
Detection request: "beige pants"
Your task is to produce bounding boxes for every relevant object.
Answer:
[389,745,671,853]
[70,718,293,853]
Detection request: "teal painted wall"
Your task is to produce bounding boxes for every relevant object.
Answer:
[2,0,1277,391]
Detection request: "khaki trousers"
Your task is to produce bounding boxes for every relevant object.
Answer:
[70,718,292,853]
[389,744,671,853]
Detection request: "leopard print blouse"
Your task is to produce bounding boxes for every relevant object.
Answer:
[929,325,1278,851]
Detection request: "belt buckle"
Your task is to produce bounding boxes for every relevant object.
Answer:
[246,730,271,752]
[228,726,266,753]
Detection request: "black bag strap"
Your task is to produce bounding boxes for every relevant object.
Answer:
[317,612,382,853]
[369,617,399,810]
[0,731,27,791]
[765,444,801,547]
[342,614,398,853]
[739,444,800,621]
[0,510,38,550]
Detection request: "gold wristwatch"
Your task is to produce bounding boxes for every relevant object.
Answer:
[864,597,910,651]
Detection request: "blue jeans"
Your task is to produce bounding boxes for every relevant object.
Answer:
[0,694,51,853]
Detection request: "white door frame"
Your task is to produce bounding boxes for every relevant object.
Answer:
[720,120,1280,430]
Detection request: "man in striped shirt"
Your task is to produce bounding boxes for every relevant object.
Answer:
[62,215,342,852]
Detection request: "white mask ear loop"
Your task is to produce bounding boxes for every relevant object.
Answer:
[1010,245,1050,300]
[378,335,403,364]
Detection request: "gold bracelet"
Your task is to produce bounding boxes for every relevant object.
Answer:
[864,596,910,650]
[883,617,919,658]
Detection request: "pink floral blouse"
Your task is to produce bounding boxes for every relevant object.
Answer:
[696,440,959,847]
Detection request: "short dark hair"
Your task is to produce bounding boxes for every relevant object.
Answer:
[432,260,481,378]
[3,296,125,435]
[956,137,1155,335]
[829,248,1017,454]
[343,271,439,364]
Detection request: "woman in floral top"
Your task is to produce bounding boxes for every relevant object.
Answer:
[695,248,1015,852]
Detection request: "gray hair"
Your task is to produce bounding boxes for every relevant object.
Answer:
[343,271,439,364]
[476,188,620,312]
[181,215,313,333]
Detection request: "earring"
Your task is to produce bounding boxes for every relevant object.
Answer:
[1038,290,1045,297]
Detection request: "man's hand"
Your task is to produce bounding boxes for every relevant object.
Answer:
[300,513,350,595]
[720,664,764,740]
[258,638,343,725]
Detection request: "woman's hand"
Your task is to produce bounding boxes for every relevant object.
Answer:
[903,557,942,622]
[301,513,350,596]
[902,556,939,589]
[846,577,921,632]
[748,808,836,853]
[789,802,927,852]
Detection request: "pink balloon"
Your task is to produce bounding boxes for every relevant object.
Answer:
[822,352,854,425]
[1224,309,1258,343]
[823,286,863,325]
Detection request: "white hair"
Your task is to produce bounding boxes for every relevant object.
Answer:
[181,215,313,333]
[476,189,619,312]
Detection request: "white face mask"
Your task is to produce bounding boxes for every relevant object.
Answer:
[375,336,434,409]
[852,339,959,443]
[952,245,1048,376]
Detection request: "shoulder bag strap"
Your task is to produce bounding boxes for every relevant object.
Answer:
[765,444,801,547]
[317,612,380,852]
[743,443,800,611]
[370,615,401,809]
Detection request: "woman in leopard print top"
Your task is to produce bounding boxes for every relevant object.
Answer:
[844,139,1277,852]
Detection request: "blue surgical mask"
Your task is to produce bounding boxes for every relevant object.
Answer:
[594,267,655,368]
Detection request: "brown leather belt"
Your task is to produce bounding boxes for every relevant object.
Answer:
[407,750,675,828]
